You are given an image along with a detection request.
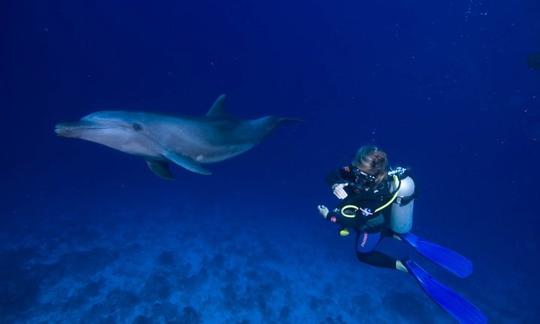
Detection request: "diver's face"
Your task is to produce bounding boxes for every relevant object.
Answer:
[353,167,377,187]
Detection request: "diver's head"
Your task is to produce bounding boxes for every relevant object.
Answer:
[352,145,388,186]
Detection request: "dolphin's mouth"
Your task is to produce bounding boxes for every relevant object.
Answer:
[54,121,109,138]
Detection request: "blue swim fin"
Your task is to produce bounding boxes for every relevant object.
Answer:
[405,260,487,324]
[400,233,473,278]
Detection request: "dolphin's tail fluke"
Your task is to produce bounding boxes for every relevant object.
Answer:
[267,117,303,132]
[249,116,301,142]
[252,116,301,131]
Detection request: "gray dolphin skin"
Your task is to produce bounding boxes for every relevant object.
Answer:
[55,95,296,179]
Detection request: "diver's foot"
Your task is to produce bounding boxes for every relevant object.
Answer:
[396,260,408,272]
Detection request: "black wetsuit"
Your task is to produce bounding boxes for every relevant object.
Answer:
[326,165,398,269]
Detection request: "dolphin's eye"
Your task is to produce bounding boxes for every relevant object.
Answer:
[132,123,143,131]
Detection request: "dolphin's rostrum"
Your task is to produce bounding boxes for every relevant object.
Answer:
[55,95,296,179]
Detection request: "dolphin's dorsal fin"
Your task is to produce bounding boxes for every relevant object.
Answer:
[206,94,227,117]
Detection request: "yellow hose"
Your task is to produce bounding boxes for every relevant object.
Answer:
[339,175,401,217]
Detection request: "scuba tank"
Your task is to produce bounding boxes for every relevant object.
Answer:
[389,168,415,234]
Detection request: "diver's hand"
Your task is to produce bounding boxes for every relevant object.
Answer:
[332,183,348,199]
[317,205,329,218]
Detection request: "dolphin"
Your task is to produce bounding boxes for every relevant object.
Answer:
[55,94,296,179]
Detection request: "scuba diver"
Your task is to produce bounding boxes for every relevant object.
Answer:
[317,146,486,323]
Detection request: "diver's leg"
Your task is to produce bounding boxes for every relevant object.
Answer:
[355,231,404,270]
[380,228,403,241]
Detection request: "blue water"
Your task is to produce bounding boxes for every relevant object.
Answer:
[2,0,539,322]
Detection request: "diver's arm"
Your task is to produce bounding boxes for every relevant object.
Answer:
[325,166,355,187]
[317,205,330,218]
[317,205,343,224]
[328,166,363,199]
[325,168,344,186]
[318,205,347,225]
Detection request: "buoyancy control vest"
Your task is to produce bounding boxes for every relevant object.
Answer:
[334,167,415,234]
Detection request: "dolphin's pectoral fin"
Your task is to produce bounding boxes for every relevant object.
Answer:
[162,151,212,175]
[146,160,175,180]
[206,94,228,117]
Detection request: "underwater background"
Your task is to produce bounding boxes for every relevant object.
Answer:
[1,0,539,322]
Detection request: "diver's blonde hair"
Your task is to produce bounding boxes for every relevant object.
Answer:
[353,146,388,186]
